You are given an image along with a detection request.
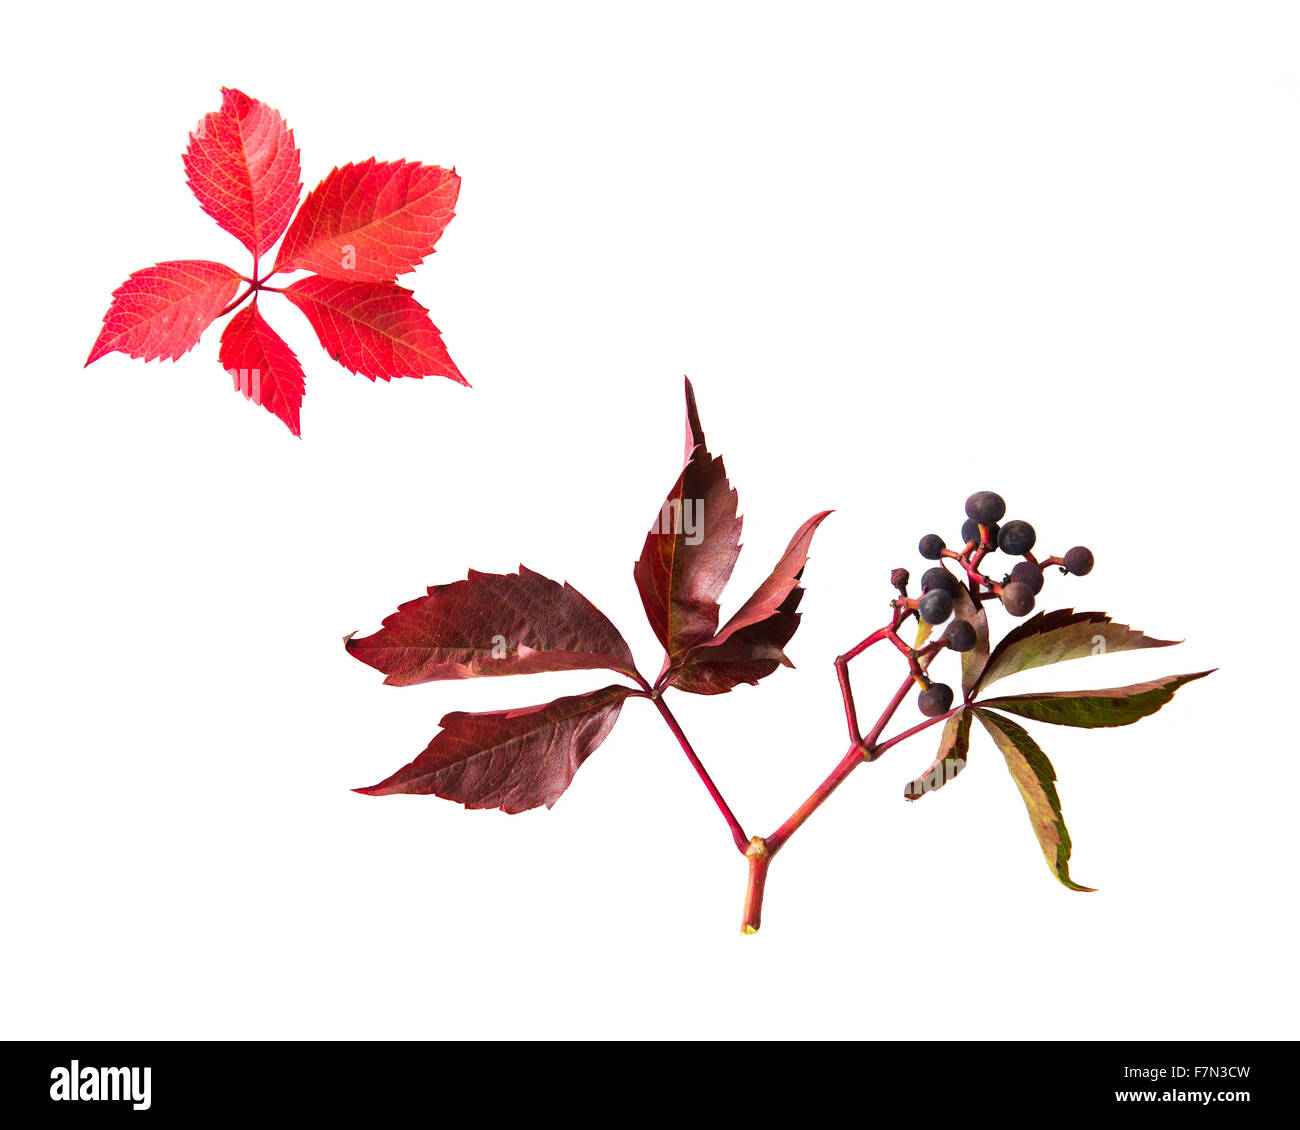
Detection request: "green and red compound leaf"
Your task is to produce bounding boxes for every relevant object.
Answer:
[282,276,467,383]
[217,300,306,436]
[904,708,971,800]
[974,708,1093,891]
[356,686,635,813]
[951,583,989,699]
[972,609,1178,694]
[978,670,1214,728]
[634,379,743,663]
[184,88,302,260]
[86,261,243,366]
[273,160,460,282]
[345,567,639,685]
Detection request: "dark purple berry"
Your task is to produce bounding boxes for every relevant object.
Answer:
[944,620,977,652]
[965,491,1006,525]
[1010,560,1044,594]
[918,534,946,560]
[961,517,1000,548]
[920,567,960,598]
[918,588,954,625]
[918,682,955,717]
[1064,546,1094,576]
[1000,580,1035,616]
[997,520,1036,556]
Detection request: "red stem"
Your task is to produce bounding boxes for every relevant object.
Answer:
[871,702,965,759]
[743,649,953,932]
[833,624,894,743]
[764,670,916,857]
[216,258,293,323]
[835,656,861,743]
[761,743,863,859]
[649,692,749,855]
[216,285,255,319]
[740,841,770,934]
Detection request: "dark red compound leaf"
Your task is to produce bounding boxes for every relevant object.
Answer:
[282,275,467,384]
[273,159,460,282]
[217,300,306,436]
[356,686,635,813]
[345,566,639,685]
[669,583,804,695]
[700,510,831,652]
[633,379,743,663]
[666,510,830,693]
[86,260,243,366]
[184,88,301,260]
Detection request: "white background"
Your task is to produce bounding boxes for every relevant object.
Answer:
[3,1,1295,1039]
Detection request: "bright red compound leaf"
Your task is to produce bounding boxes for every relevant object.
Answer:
[184,88,301,261]
[86,261,243,365]
[356,686,635,813]
[273,160,460,282]
[217,300,307,436]
[88,89,466,435]
[282,276,466,384]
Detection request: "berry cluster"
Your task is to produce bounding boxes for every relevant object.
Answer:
[896,491,1094,717]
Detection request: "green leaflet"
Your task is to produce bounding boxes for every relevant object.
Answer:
[951,583,989,698]
[973,609,1178,694]
[979,671,1214,728]
[974,709,1093,892]
[904,708,971,801]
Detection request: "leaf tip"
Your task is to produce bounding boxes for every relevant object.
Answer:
[85,338,109,367]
